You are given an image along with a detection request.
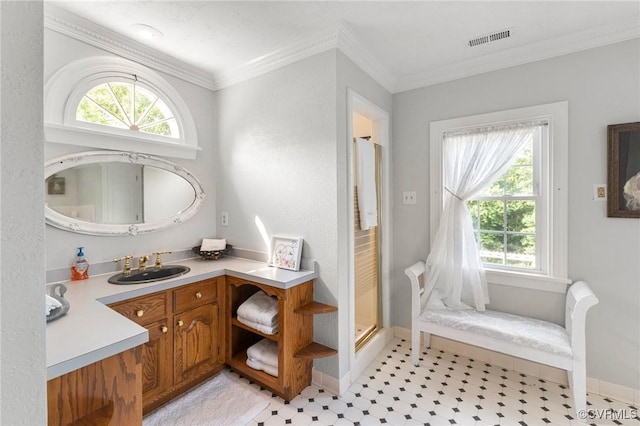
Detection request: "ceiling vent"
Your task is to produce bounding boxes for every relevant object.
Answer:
[467,28,512,48]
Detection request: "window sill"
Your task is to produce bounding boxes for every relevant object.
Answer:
[45,124,201,160]
[485,269,571,293]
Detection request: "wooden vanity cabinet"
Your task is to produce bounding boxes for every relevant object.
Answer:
[108,276,225,414]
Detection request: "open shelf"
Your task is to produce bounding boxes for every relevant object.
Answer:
[294,342,337,359]
[231,317,279,342]
[227,351,280,391]
[294,302,338,315]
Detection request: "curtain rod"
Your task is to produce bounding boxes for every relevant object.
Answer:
[443,119,548,138]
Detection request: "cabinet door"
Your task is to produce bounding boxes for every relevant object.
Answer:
[174,303,220,384]
[142,320,172,407]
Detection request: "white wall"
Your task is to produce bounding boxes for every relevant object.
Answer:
[216,49,392,381]
[216,50,340,377]
[392,39,640,389]
[0,1,47,424]
[44,29,218,270]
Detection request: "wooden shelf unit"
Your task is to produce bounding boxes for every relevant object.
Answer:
[225,276,336,401]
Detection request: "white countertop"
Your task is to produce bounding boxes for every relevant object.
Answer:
[46,256,317,380]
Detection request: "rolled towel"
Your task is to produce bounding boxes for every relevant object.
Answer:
[237,291,278,326]
[200,238,227,251]
[46,294,62,315]
[247,338,278,368]
[237,316,278,335]
[246,357,278,377]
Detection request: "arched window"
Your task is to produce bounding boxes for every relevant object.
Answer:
[77,78,179,138]
[45,57,199,159]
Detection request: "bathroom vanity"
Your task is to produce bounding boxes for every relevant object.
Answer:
[46,256,335,424]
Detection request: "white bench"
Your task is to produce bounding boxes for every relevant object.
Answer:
[405,261,598,416]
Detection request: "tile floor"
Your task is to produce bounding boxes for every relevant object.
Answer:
[237,337,639,426]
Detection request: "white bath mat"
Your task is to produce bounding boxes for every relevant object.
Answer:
[143,371,270,426]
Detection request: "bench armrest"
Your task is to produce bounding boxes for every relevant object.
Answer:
[565,281,598,358]
[405,261,427,320]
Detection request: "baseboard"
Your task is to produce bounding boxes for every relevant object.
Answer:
[393,326,640,405]
[311,368,349,396]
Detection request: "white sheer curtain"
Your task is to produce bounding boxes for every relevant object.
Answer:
[425,124,536,311]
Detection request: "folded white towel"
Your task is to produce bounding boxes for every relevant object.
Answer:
[237,291,278,326]
[247,338,278,368]
[46,295,62,315]
[237,316,278,335]
[200,238,227,251]
[246,357,278,377]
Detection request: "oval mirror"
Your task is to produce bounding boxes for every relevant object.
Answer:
[44,151,205,236]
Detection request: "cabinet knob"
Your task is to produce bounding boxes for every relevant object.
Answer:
[177,320,184,327]
[195,292,202,299]
[161,326,168,333]
[136,309,144,317]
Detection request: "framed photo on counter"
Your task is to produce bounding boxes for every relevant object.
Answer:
[269,236,303,271]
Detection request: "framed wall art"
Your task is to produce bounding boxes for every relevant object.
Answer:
[269,236,303,271]
[47,176,66,195]
[608,121,640,218]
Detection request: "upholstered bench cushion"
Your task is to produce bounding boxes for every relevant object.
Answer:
[419,308,572,358]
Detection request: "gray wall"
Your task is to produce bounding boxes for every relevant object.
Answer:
[0,2,47,424]
[392,39,640,389]
[44,30,218,271]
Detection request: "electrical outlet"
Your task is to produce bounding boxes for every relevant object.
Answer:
[593,184,607,201]
[221,211,228,226]
[402,191,417,205]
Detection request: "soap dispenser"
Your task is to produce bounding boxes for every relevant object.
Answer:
[71,247,89,281]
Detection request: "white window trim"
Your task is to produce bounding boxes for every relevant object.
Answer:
[429,101,569,293]
[45,56,200,160]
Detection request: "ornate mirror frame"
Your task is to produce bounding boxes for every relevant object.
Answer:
[45,151,205,236]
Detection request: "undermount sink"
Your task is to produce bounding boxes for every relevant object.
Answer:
[108,265,190,285]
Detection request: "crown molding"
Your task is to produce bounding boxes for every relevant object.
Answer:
[44,4,217,91]
[212,27,341,90]
[212,23,395,93]
[394,18,640,93]
[335,23,396,93]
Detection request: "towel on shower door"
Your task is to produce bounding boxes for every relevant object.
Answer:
[236,291,278,326]
[356,137,378,230]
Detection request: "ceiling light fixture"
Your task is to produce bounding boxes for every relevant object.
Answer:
[130,23,163,41]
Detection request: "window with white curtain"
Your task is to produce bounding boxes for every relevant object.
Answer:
[467,125,542,272]
[429,101,569,293]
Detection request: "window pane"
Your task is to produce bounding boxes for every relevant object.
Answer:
[467,200,479,230]
[506,234,535,268]
[480,175,505,197]
[479,232,504,265]
[134,86,158,124]
[84,84,127,124]
[77,97,127,129]
[506,165,534,195]
[479,200,504,231]
[140,120,175,137]
[506,200,535,232]
[109,83,132,123]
